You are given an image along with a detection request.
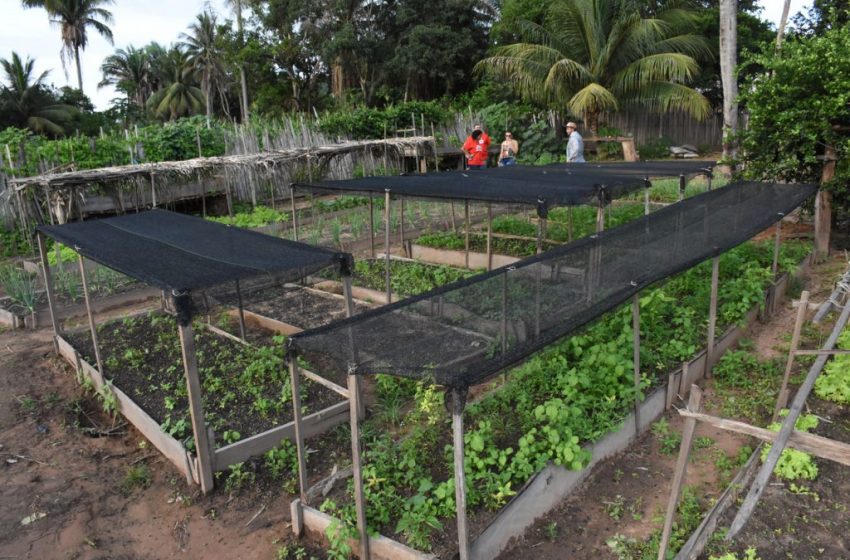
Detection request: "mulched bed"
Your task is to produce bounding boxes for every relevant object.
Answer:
[66,312,341,448]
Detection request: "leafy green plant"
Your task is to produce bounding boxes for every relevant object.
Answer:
[120,464,152,495]
[651,418,682,455]
[0,264,39,313]
[815,329,850,403]
[760,411,819,481]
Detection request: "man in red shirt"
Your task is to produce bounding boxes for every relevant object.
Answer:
[462,128,490,169]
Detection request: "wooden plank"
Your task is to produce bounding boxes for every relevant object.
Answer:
[680,410,850,467]
[774,290,809,419]
[228,308,303,335]
[299,503,436,560]
[794,349,850,356]
[177,322,214,493]
[727,300,850,539]
[409,243,519,270]
[658,385,703,560]
[300,367,349,399]
[214,400,349,471]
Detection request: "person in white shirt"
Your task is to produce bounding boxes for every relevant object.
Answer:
[565,121,585,163]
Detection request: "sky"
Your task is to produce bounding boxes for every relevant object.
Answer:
[0,0,812,111]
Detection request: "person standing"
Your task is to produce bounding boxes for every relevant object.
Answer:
[565,121,585,163]
[462,129,490,169]
[498,131,519,166]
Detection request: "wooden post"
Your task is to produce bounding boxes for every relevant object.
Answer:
[632,294,641,433]
[535,262,542,339]
[177,320,214,493]
[774,291,809,420]
[464,200,470,269]
[348,372,370,560]
[150,173,157,208]
[225,177,233,217]
[501,271,508,355]
[644,185,650,216]
[772,217,783,278]
[289,358,309,503]
[399,197,406,257]
[342,274,364,420]
[78,255,104,375]
[290,186,299,242]
[450,201,458,233]
[36,232,60,351]
[234,279,247,341]
[622,138,637,162]
[679,174,686,202]
[486,203,493,271]
[536,216,544,254]
[596,203,604,233]
[452,388,470,560]
[657,385,703,560]
[728,301,850,539]
[384,190,392,303]
[568,207,574,241]
[815,145,835,261]
[705,256,720,379]
[368,195,375,259]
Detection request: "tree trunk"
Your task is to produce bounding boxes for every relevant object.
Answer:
[776,0,792,52]
[719,0,738,164]
[235,0,249,121]
[74,45,84,92]
[205,81,212,121]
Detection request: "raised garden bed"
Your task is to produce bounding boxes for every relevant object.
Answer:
[55,311,350,484]
[292,241,812,558]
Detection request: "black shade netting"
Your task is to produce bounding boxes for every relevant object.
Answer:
[38,209,351,323]
[289,181,817,389]
[293,161,714,210]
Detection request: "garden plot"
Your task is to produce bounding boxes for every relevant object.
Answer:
[291,240,812,558]
[60,311,347,481]
[1,259,155,329]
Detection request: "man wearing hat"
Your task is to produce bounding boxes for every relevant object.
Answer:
[565,122,585,163]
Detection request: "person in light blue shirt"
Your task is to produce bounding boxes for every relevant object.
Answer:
[565,121,585,163]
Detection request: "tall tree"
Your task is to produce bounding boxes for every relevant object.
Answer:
[225,0,250,121]
[180,10,229,121]
[0,52,73,135]
[99,45,150,109]
[22,0,115,92]
[146,46,205,120]
[476,0,711,133]
[719,0,737,162]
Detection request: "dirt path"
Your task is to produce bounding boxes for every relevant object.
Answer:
[0,327,292,560]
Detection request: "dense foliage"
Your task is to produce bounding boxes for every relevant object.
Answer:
[739,23,850,205]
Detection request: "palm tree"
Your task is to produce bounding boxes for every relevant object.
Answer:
[99,46,150,109]
[224,0,249,121]
[476,0,711,133]
[0,52,73,135]
[180,10,229,121]
[21,0,115,93]
[719,0,737,162]
[146,47,205,120]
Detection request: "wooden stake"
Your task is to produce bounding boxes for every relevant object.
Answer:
[774,290,809,420]
[501,271,508,355]
[535,262,542,339]
[644,185,650,216]
[234,279,247,341]
[342,275,364,420]
[679,174,686,202]
[368,195,375,259]
[384,190,392,303]
[78,255,103,375]
[290,186,299,241]
[348,372,370,560]
[486,203,493,271]
[150,173,157,208]
[772,217,783,278]
[815,145,835,261]
[399,197,406,257]
[36,232,60,352]
[596,204,604,233]
[632,294,641,433]
[464,200,470,269]
[289,358,309,503]
[452,388,470,560]
[728,300,850,539]
[177,320,214,493]
[430,121,439,171]
[657,385,703,560]
[568,207,573,241]
[450,201,458,233]
[705,256,719,379]
[536,216,544,254]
